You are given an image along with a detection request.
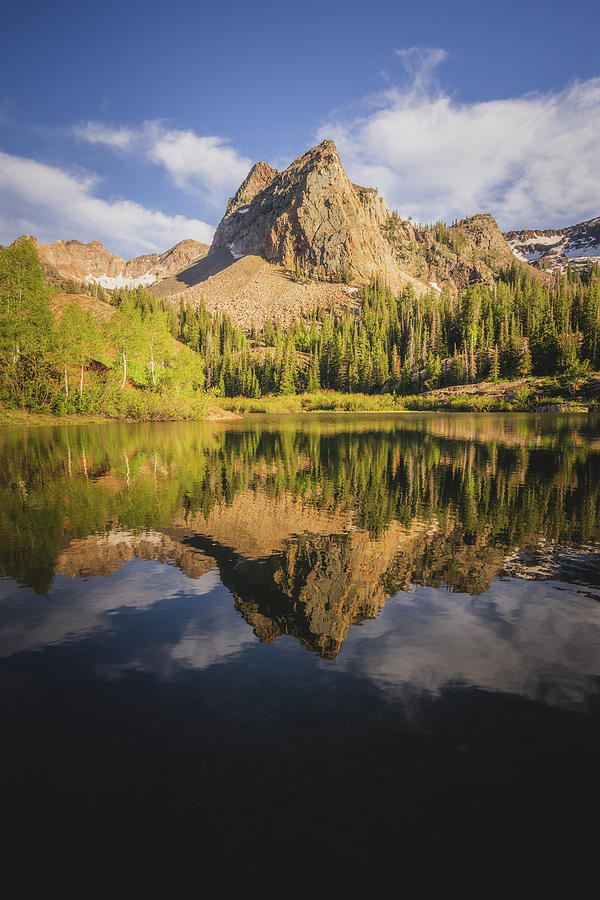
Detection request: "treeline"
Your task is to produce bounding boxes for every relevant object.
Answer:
[1,238,600,412]
[166,261,600,396]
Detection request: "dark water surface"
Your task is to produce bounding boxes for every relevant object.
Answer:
[1,413,600,855]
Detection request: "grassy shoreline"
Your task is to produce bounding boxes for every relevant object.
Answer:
[216,376,598,414]
[0,406,239,427]
[1,376,597,426]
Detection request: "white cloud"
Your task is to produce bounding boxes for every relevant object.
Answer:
[0,150,214,256]
[318,50,600,229]
[74,121,137,151]
[395,46,448,92]
[74,120,252,205]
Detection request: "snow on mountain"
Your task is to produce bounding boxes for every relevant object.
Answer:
[12,235,210,289]
[505,217,600,270]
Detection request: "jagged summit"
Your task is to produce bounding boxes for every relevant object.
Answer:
[225,160,279,215]
[208,140,540,303]
[211,139,404,286]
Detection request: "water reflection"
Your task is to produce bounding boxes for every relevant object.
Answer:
[1,414,599,689]
[2,415,600,594]
[2,414,600,853]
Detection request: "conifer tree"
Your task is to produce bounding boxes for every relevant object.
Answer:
[490,345,500,382]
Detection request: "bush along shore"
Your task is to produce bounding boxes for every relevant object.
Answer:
[213,377,598,415]
[1,379,597,426]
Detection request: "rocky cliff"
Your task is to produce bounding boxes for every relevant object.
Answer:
[210,139,410,289]
[12,235,209,289]
[382,212,537,293]
[210,141,544,293]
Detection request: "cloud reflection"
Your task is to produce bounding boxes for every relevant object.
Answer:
[335,578,600,710]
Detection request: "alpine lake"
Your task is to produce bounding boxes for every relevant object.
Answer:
[2,413,600,856]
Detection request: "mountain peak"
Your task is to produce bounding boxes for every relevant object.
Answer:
[17,235,209,289]
[210,139,402,284]
[226,160,279,215]
[293,138,339,165]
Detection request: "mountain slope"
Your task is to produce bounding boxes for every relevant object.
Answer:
[382,212,538,293]
[505,217,600,270]
[12,235,209,289]
[49,291,117,324]
[211,140,406,285]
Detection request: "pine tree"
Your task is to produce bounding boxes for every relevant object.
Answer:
[490,345,500,381]
[518,338,532,378]
[307,348,320,392]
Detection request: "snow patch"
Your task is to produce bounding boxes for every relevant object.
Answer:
[428,281,442,293]
[85,271,156,289]
[564,246,600,259]
[564,244,600,259]
[509,238,600,263]
[227,243,244,260]
[518,235,563,247]
[236,206,249,215]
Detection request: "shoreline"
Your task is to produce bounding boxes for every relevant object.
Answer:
[1,377,597,427]
[0,407,242,428]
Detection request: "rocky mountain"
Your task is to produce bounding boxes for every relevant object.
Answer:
[211,140,405,285]
[381,212,531,294]
[505,217,600,271]
[149,139,539,325]
[209,140,534,293]
[149,140,428,327]
[12,235,209,289]
[14,139,546,327]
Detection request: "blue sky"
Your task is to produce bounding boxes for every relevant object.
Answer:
[1,0,599,256]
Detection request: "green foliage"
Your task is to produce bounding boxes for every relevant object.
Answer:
[0,240,56,410]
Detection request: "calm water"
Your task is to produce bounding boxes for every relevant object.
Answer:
[1,413,600,854]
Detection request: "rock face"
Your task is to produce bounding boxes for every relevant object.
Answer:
[505,217,600,271]
[211,139,411,289]
[12,235,210,289]
[384,212,538,293]
[208,140,540,298]
[225,160,279,214]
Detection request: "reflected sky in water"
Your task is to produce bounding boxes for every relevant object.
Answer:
[2,562,599,712]
[1,413,600,852]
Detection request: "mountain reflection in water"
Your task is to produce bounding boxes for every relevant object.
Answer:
[1,413,599,855]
